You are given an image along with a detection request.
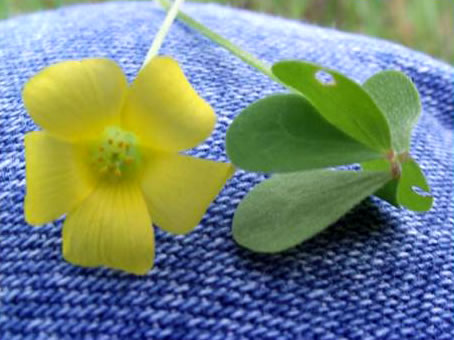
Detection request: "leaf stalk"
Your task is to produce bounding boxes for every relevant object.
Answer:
[157,0,281,84]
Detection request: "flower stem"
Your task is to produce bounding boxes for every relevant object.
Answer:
[141,0,185,70]
[157,0,280,83]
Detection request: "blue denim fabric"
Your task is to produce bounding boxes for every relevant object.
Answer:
[0,2,453,340]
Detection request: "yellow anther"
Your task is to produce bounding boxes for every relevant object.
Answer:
[93,126,139,178]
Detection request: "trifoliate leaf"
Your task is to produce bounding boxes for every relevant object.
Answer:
[233,170,391,253]
[362,159,399,207]
[363,71,421,153]
[397,157,433,212]
[272,61,392,152]
[226,94,382,172]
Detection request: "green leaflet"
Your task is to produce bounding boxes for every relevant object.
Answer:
[272,61,392,152]
[362,159,399,206]
[233,170,391,253]
[397,158,433,212]
[362,157,433,211]
[363,71,421,153]
[226,94,382,172]
[361,71,431,211]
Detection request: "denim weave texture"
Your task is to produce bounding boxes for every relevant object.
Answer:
[0,2,453,340]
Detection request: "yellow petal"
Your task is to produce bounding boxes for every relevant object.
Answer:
[63,182,154,275]
[141,153,234,234]
[123,56,216,151]
[24,131,95,225]
[23,59,128,142]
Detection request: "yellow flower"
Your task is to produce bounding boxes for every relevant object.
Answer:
[23,57,234,275]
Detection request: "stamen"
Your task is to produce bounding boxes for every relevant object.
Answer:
[92,126,139,179]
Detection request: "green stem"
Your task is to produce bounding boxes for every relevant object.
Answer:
[157,0,280,83]
[141,0,185,70]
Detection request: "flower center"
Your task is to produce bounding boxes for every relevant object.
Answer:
[92,126,140,178]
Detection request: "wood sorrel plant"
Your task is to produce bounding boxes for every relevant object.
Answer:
[159,0,432,253]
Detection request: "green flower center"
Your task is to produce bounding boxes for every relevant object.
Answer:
[92,126,140,178]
